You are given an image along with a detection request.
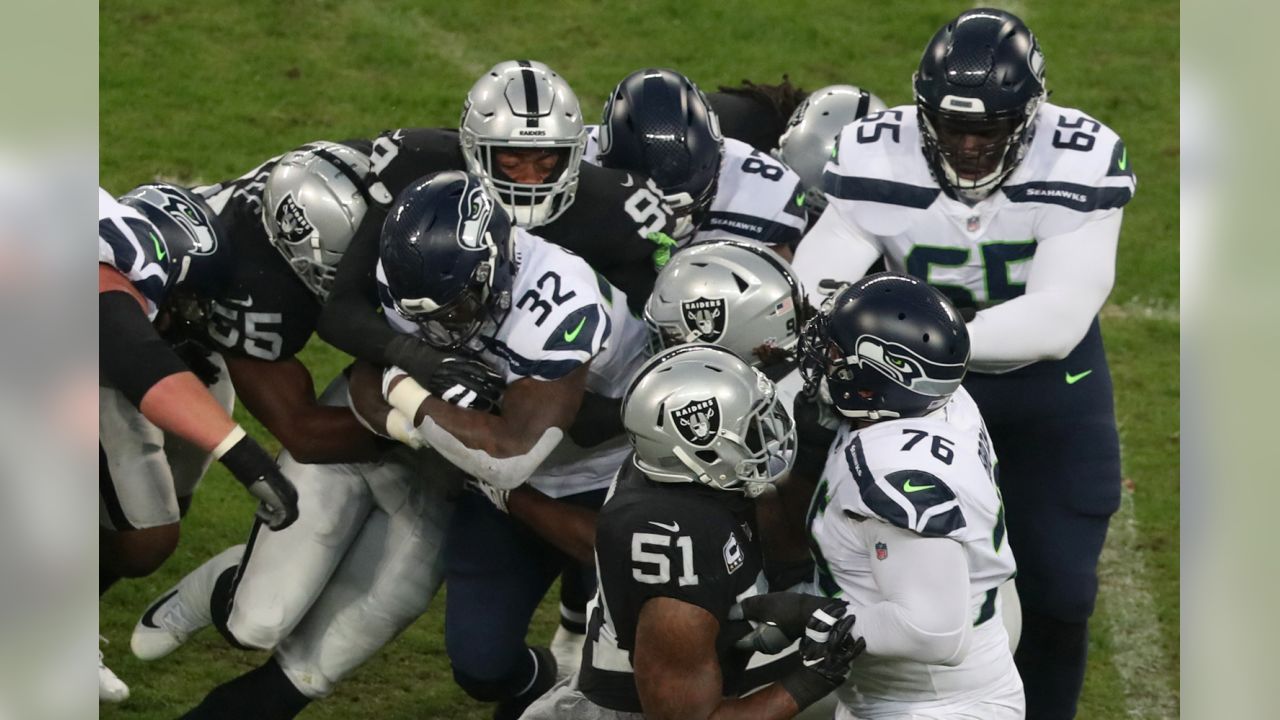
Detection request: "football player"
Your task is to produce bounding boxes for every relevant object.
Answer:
[523,343,865,720]
[98,185,299,700]
[128,145,496,720]
[707,76,811,155]
[585,68,809,260]
[790,9,1135,716]
[745,273,1023,718]
[360,170,649,718]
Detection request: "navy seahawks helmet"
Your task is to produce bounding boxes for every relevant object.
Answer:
[800,273,969,421]
[119,183,233,298]
[599,68,723,226]
[914,8,1047,203]
[379,171,516,350]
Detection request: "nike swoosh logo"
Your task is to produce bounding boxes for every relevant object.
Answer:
[222,294,254,308]
[649,520,680,533]
[1118,147,1128,171]
[621,174,635,188]
[563,316,587,343]
[150,232,166,261]
[902,479,935,493]
[140,589,179,629]
[1065,369,1093,385]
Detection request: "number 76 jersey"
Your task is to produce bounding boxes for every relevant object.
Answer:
[820,101,1136,312]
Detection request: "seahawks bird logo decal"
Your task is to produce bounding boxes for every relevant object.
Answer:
[155,187,218,255]
[275,194,315,246]
[456,183,495,250]
[681,297,726,342]
[671,397,720,447]
[853,334,965,395]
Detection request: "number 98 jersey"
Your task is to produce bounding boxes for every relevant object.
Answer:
[818,102,1136,313]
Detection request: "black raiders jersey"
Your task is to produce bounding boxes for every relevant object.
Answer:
[192,159,322,362]
[579,458,767,712]
[360,127,679,311]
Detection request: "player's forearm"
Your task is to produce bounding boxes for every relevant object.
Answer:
[138,373,239,452]
[316,207,399,364]
[791,205,880,306]
[708,683,801,720]
[505,486,597,564]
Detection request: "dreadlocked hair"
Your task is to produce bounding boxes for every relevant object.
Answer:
[716,75,810,124]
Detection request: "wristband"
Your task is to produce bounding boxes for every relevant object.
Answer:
[215,429,276,489]
[387,373,431,420]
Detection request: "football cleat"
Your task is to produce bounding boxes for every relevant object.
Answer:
[550,625,586,681]
[131,544,243,661]
[99,636,129,703]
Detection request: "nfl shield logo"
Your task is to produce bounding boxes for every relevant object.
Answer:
[680,297,727,342]
[875,542,888,561]
[966,215,980,233]
[671,397,721,447]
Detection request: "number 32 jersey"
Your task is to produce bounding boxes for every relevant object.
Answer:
[815,102,1136,313]
[808,386,1016,705]
[377,227,649,497]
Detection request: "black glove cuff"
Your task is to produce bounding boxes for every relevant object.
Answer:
[219,434,276,489]
[386,335,444,382]
[779,667,838,711]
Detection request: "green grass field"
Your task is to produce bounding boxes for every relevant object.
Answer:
[100,1,1179,717]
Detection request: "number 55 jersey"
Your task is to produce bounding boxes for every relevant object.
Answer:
[808,386,1018,711]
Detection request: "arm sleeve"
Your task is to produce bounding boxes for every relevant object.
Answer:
[966,209,1122,372]
[848,520,972,665]
[316,204,399,364]
[99,291,191,407]
[791,203,882,307]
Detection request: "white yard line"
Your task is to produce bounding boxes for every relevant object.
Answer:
[1101,302,1181,325]
[1097,484,1179,718]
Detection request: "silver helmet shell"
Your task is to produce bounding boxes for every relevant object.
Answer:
[622,343,796,497]
[459,60,587,228]
[261,142,375,300]
[644,239,804,366]
[775,85,887,211]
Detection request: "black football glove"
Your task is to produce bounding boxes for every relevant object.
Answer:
[779,602,865,709]
[171,339,222,387]
[730,591,837,654]
[385,335,450,386]
[424,356,505,413]
[218,434,300,531]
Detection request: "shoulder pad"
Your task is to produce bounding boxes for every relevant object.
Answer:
[844,436,967,538]
[369,127,465,196]
[1003,103,1136,216]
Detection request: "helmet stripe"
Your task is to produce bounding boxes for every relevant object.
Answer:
[517,60,541,128]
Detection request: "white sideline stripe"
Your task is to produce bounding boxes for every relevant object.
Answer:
[1097,484,1179,718]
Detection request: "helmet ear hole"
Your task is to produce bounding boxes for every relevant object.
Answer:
[695,450,719,465]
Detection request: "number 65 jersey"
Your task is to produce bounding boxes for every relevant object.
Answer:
[808,386,1017,705]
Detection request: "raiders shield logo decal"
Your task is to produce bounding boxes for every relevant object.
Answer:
[275,193,315,246]
[671,397,720,447]
[680,297,727,342]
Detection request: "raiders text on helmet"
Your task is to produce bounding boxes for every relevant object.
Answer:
[914,8,1047,203]
[775,85,887,212]
[459,60,587,228]
[379,171,516,349]
[622,343,796,496]
[800,273,970,421]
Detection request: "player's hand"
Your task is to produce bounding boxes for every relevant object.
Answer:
[647,231,679,270]
[730,591,837,654]
[171,339,222,386]
[385,335,450,386]
[425,356,504,412]
[244,465,301,531]
[466,477,512,513]
[779,602,865,709]
[217,432,300,531]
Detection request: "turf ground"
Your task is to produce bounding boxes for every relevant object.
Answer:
[100,1,1179,717]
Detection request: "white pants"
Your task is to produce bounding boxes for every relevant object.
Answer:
[225,376,462,698]
[99,353,234,530]
[835,664,1025,720]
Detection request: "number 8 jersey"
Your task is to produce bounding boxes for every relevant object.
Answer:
[377,226,650,498]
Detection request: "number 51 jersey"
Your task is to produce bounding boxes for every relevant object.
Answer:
[808,386,1016,704]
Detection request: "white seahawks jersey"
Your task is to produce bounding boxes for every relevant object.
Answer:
[808,387,1016,706]
[98,187,169,320]
[377,227,648,497]
[584,129,808,247]
[818,102,1136,311]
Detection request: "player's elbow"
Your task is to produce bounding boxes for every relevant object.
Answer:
[908,621,971,666]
